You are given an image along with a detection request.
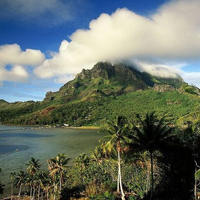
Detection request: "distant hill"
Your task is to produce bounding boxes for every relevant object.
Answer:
[1,62,200,127]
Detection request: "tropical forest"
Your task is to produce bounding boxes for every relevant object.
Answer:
[1,62,200,199]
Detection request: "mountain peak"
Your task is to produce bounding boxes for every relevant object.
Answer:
[77,62,138,82]
[44,62,184,102]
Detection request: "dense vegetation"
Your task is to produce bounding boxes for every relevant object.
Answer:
[1,112,200,200]
[1,62,200,128]
[1,62,200,199]
[1,89,200,128]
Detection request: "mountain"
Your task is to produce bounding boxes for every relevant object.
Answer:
[1,62,200,127]
[43,62,183,102]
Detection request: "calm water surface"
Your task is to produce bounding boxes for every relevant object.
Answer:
[0,125,103,195]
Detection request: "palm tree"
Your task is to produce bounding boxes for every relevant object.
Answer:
[129,112,173,200]
[101,116,130,200]
[10,171,16,200]
[27,157,41,175]
[47,153,71,191]
[38,171,52,200]
[26,173,34,198]
[14,171,27,200]
[26,157,41,199]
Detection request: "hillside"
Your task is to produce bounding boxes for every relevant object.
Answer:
[0,62,200,127]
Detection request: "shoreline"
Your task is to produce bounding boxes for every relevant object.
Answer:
[0,124,100,130]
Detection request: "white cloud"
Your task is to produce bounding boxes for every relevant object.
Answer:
[0,0,86,26]
[0,44,45,83]
[34,0,200,81]
[0,44,45,66]
[0,65,28,83]
[133,61,182,78]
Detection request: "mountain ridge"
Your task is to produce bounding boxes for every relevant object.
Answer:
[43,62,183,103]
[0,62,200,127]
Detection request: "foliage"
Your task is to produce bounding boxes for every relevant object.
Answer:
[2,113,200,200]
[1,62,200,128]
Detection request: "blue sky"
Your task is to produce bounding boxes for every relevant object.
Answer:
[0,0,200,102]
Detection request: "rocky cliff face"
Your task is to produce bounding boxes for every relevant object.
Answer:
[44,62,183,102]
[153,84,175,92]
[77,62,138,82]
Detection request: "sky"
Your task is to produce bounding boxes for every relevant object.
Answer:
[1,0,200,102]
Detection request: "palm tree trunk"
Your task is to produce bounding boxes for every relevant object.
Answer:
[46,189,49,200]
[38,185,40,200]
[30,186,33,198]
[33,186,36,200]
[53,181,56,200]
[150,152,154,200]
[117,171,120,192]
[194,160,199,200]
[11,182,13,200]
[59,172,62,191]
[18,184,22,200]
[117,150,125,200]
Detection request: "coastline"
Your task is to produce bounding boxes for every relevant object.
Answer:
[0,124,100,130]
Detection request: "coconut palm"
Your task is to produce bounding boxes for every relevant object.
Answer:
[129,112,173,200]
[26,173,35,198]
[39,171,52,200]
[14,171,27,200]
[47,153,71,192]
[27,157,41,175]
[26,157,41,199]
[100,116,130,200]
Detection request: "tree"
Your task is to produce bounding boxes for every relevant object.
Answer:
[129,112,173,200]
[100,116,130,200]
[47,153,71,192]
[14,171,27,200]
[27,157,41,175]
[26,157,41,199]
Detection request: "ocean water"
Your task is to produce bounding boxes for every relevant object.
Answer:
[0,125,103,195]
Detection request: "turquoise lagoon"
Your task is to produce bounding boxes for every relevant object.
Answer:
[0,125,103,195]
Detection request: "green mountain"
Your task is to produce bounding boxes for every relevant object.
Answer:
[1,62,200,127]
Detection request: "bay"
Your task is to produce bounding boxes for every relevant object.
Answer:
[0,125,103,196]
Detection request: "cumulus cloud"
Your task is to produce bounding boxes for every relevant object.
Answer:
[0,65,29,83]
[0,44,45,66]
[0,44,45,83]
[0,0,86,26]
[34,0,200,82]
